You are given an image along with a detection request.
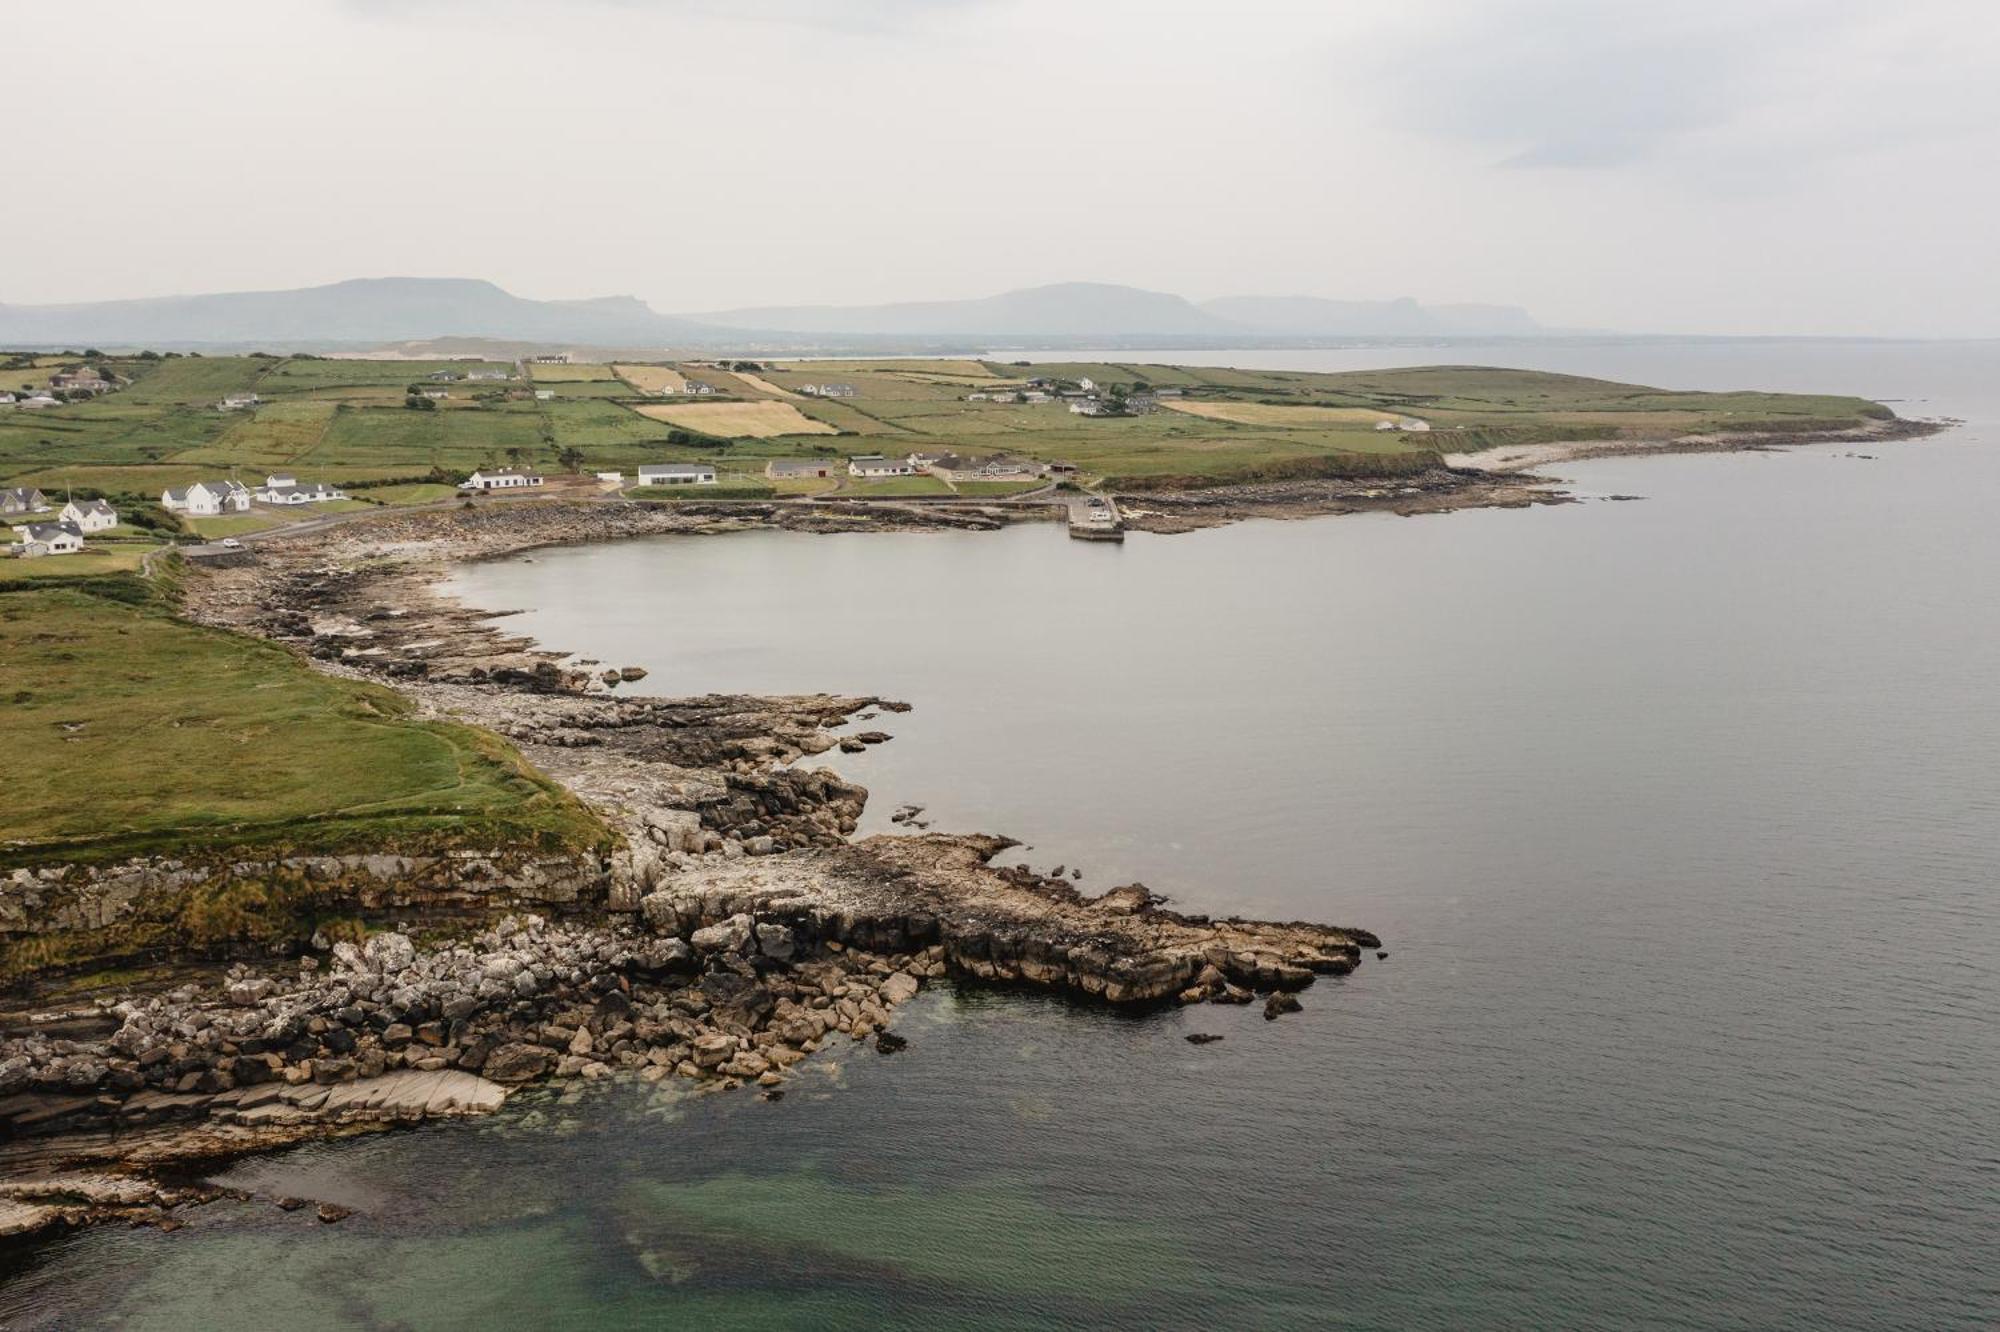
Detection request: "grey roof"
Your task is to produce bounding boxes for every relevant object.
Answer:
[18,523,77,542]
[69,498,115,515]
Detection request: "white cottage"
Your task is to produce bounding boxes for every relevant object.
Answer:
[848,455,915,478]
[59,498,118,532]
[636,464,718,487]
[460,469,544,491]
[161,480,252,515]
[11,522,84,556]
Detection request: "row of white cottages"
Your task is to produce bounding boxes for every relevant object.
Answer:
[160,474,347,516]
[8,499,119,557]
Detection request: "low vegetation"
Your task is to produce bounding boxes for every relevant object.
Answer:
[0,570,606,867]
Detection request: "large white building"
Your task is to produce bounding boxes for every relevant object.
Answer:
[636,463,717,487]
[848,454,915,478]
[460,468,544,491]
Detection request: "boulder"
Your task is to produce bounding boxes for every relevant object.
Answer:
[692,914,754,954]
[483,1043,553,1083]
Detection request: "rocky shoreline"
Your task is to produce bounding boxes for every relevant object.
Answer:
[2,414,1929,1241]
[0,497,1385,1240]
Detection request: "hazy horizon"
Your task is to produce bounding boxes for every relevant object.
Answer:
[7,0,1996,338]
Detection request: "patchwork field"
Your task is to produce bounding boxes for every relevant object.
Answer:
[0,354,1891,498]
[613,365,687,394]
[633,401,839,438]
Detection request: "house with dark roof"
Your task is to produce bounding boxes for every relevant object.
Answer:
[9,523,84,557]
[59,498,118,532]
[1,487,50,516]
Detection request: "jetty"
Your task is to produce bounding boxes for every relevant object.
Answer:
[1065,493,1125,542]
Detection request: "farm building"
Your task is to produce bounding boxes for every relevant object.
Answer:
[465,369,510,382]
[460,469,543,491]
[636,464,717,487]
[162,480,252,515]
[421,388,451,400]
[59,498,118,532]
[766,459,834,480]
[534,389,555,400]
[798,383,857,398]
[1069,399,1112,416]
[682,381,716,396]
[218,393,261,410]
[1,487,51,515]
[1373,417,1431,432]
[848,455,915,478]
[531,354,571,364]
[594,471,624,483]
[18,395,59,409]
[11,523,84,557]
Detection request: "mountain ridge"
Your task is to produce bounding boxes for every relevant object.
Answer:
[0,276,1548,346]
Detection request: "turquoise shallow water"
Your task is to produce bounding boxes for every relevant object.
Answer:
[7,342,1997,1329]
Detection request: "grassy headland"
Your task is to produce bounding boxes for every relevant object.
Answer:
[0,353,1895,499]
[0,565,606,869]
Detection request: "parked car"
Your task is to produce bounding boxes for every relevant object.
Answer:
[220,537,242,549]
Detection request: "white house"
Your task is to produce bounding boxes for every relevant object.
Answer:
[0,393,17,406]
[637,463,718,487]
[59,498,118,532]
[219,393,260,411]
[1069,399,1111,416]
[421,388,451,400]
[1077,378,1097,393]
[849,454,915,478]
[11,523,84,557]
[682,381,716,396]
[534,389,555,401]
[161,480,252,516]
[466,369,509,382]
[531,353,571,365]
[1373,417,1431,433]
[595,471,624,483]
[257,476,346,505]
[460,469,544,491]
[19,394,59,409]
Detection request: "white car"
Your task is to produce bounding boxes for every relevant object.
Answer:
[220,538,242,549]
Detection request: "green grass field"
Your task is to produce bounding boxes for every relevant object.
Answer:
[0,545,161,584]
[841,475,954,497]
[0,576,606,868]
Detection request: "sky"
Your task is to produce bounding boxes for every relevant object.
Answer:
[6,0,1998,336]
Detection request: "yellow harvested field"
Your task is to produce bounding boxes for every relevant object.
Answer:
[632,401,838,438]
[1160,401,1409,428]
[614,364,687,394]
[731,372,804,400]
[528,362,617,382]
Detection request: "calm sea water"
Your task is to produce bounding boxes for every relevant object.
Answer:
[8,342,1996,1329]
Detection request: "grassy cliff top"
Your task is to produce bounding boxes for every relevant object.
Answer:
[0,571,607,868]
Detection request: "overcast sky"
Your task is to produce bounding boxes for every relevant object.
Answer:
[7,0,1997,336]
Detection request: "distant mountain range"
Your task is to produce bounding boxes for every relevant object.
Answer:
[0,277,1551,348]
